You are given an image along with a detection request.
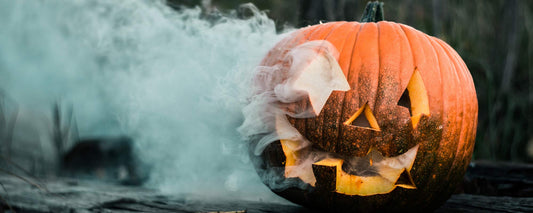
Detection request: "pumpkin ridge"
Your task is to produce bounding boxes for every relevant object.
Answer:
[415,32,448,196]
[320,23,353,150]
[396,25,417,97]
[319,23,359,152]
[389,22,412,103]
[435,39,474,193]
[431,38,458,190]
[429,39,461,186]
[393,23,404,97]
[436,39,478,157]
[397,24,436,192]
[305,22,346,149]
[388,23,417,154]
[420,35,447,191]
[375,22,402,121]
[425,36,458,198]
[373,22,382,115]
[448,38,474,197]
[291,22,336,138]
[451,38,477,159]
[337,23,364,153]
[357,23,380,110]
[436,39,469,154]
[374,21,406,154]
[345,22,380,156]
[402,24,444,114]
[307,22,344,41]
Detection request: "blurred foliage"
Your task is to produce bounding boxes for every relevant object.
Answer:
[167,0,532,162]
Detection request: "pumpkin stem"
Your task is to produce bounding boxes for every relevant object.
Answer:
[360,1,384,22]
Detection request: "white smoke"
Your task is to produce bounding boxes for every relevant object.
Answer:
[0,0,292,202]
[238,39,354,191]
[238,40,348,156]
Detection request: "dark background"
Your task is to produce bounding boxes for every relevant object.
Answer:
[0,1,530,212]
[169,0,533,163]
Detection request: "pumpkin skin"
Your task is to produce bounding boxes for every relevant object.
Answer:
[249,20,478,212]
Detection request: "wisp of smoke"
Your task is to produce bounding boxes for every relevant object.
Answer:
[238,39,350,190]
[0,0,291,202]
[239,40,342,154]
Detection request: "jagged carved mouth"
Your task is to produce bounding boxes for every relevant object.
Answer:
[280,139,418,196]
[276,116,419,196]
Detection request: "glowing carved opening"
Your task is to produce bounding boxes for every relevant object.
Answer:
[343,102,380,131]
[280,139,317,185]
[311,145,418,196]
[398,68,429,128]
[280,139,419,195]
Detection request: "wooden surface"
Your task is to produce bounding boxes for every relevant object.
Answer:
[1,161,532,213]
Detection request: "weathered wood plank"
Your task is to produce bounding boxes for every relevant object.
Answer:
[457,161,533,197]
[1,161,532,212]
[437,194,533,213]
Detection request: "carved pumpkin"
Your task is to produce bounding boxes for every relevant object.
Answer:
[245,2,477,212]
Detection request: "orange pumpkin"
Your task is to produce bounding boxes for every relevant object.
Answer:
[247,2,477,212]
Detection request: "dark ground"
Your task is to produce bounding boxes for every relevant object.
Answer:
[1,161,531,213]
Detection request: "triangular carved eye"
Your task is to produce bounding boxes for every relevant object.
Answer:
[397,68,430,128]
[343,102,381,131]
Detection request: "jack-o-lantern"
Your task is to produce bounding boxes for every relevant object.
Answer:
[243,2,477,212]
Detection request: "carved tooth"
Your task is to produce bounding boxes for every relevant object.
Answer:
[395,169,417,189]
[309,145,420,196]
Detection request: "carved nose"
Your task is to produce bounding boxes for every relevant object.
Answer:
[343,102,380,131]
